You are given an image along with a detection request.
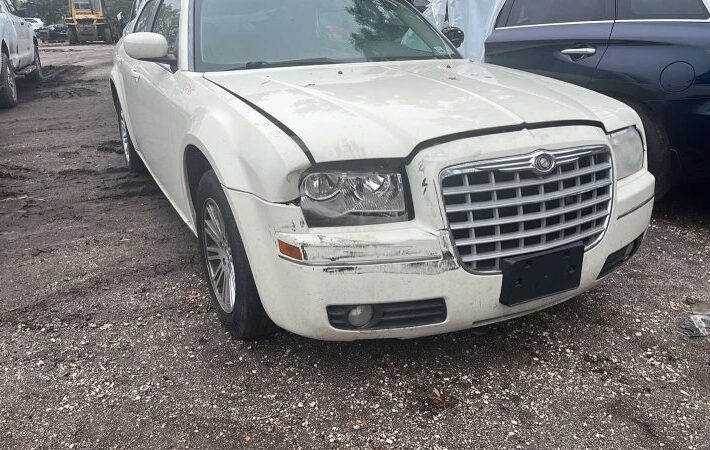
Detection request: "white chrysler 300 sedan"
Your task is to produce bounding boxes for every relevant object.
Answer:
[110,0,655,341]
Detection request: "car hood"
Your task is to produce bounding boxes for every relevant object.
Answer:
[204,60,637,163]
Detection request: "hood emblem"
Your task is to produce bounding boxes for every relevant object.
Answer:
[533,152,556,175]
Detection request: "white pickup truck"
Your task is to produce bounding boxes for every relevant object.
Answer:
[0,0,42,108]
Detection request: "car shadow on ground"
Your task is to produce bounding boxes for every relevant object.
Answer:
[654,183,710,219]
[212,275,613,385]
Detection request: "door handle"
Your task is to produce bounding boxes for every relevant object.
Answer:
[130,68,141,80]
[561,47,597,56]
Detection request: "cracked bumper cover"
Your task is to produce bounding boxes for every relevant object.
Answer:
[225,174,654,341]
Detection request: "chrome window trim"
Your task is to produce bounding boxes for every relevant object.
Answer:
[614,19,710,23]
[495,20,614,30]
[495,18,710,31]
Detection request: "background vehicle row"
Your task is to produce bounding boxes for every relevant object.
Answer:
[0,0,42,108]
[486,0,710,196]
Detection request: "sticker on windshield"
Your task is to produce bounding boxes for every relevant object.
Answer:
[434,46,447,55]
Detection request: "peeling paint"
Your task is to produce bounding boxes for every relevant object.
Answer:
[320,251,458,276]
[323,267,357,274]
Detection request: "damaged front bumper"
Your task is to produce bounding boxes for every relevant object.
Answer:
[225,126,655,341]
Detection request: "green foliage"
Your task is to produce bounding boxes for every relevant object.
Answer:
[18,0,67,24]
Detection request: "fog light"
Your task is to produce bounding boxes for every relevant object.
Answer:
[347,305,374,328]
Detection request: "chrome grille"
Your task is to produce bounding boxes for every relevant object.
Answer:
[441,146,613,273]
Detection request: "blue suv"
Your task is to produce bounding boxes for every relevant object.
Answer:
[486,0,710,197]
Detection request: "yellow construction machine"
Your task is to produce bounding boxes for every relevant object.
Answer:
[64,0,120,44]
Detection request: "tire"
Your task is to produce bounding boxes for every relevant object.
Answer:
[26,46,43,82]
[618,98,673,199]
[68,27,79,45]
[196,170,278,339]
[114,100,146,173]
[0,51,18,109]
[103,27,113,44]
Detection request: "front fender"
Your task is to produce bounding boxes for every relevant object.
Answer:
[181,76,312,203]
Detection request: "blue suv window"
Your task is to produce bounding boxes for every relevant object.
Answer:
[618,0,710,20]
[505,0,612,27]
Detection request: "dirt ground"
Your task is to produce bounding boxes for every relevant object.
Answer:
[1,45,709,449]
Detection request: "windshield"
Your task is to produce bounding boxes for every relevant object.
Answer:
[195,0,460,72]
[73,0,102,12]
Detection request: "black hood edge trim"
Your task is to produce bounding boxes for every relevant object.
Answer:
[205,77,317,165]
[406,120,607,164]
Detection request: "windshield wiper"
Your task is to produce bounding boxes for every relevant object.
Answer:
[238,58,344,70]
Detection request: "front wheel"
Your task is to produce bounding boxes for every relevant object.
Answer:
[103,27,113,44]
[0,51,18,108]
[196,170,278,339]
[68,27,79,45]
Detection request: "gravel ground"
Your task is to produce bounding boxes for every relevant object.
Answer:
[1,45,709,449]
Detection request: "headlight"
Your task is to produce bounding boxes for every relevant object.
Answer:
[610,127,644,180]
[300,170,409,227]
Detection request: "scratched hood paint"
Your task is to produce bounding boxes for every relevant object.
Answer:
[204,60,636,162]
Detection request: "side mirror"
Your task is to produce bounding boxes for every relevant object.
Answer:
[442,26,465,49]
[124,32,176,69]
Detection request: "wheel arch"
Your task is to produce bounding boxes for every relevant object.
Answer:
[109,79,119,107]
[184,144,220,225]
[604,93,661,121]
[109,78,134,138]
[604,93,668,146]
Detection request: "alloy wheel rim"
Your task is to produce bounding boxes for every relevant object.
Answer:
[203,199,236,314]
[119,109,131,163]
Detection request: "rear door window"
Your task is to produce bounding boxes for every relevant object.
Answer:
[617,0,710,20]
[505,0,613,27]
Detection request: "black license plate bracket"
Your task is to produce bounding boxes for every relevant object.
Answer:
[499,243,584,307]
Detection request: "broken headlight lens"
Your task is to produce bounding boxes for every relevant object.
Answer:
[300,171,409,227]
[610,127,644,180]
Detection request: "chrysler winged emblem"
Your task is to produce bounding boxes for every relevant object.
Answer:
[533,152,556,175]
